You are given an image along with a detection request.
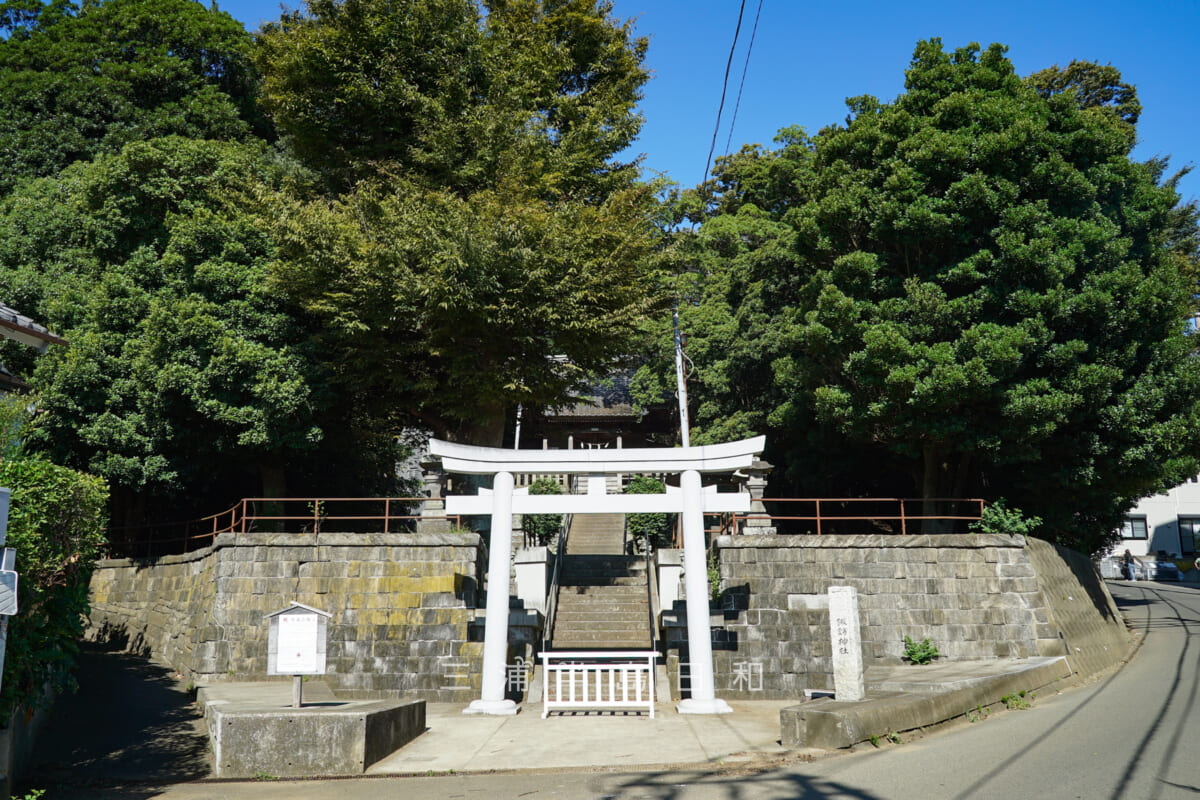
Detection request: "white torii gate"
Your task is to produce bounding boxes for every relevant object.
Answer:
[429,435,766,716]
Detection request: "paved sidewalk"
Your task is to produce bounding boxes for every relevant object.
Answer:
[21,645,1080,798]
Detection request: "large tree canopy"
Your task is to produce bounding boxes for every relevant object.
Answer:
[0,0,267,194]
[256,0,647,198]
[0,137,340,523]
[638,41,1200,553]
[261,0,664,443]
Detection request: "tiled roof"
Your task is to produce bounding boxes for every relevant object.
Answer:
[0,303,66,351]
[545,371,663,419]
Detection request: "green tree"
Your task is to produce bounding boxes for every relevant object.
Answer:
[272,179,660,443]
[257,0,647,197]
[262,0,663,444]
[644,41,1200,553]
[623,474,671,552]
[0,458,108,720]
[523,477,563,546]
[0,0,267,194]
[0,138,337,524]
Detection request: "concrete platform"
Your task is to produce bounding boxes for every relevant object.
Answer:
[197,682,425,778]
[782,656,1072,749]
[368,698,797,773]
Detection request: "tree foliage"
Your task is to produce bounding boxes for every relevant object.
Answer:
[271,179,661,442]
[0,457,108,720]
[0,138,336,523]
[640,41,1200,553]
[257,0,647,198]
[524,477,563,547]
[623,474,671,552]
[0,0,266,194]
[262,0,664,443]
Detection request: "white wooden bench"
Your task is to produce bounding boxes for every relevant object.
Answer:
[540,651,657,719]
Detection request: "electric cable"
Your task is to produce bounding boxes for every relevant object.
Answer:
[723,0,764,159]
[700,0,748,194]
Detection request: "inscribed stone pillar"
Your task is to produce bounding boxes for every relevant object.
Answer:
[829,586,865,702]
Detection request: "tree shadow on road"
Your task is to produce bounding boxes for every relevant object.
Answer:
[585,764,886,799]
[18,641,210,799]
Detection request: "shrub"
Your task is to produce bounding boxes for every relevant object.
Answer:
[970,499,1042,536]
[0,458,108,721]
[624,475,672,553]
[524,478,563,547]
[902,635,939,665]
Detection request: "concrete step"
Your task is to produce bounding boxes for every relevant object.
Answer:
[551,624,648,636]
[559,576,647,587]
[555,608,648,619]
[556,586,647,599]
[565,513,626,555]
[555,599,648,611]
[550,636,653,648]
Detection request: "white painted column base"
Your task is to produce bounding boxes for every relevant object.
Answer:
[676,698,732,715]
[463,699,519,716]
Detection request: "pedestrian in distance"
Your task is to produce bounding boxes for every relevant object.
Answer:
[1124,549,1138,581]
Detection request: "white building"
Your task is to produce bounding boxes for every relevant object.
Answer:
[1105,478,1200,573]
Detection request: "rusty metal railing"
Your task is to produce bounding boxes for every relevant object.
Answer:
[728,497,985,536]
[105,497,462,559]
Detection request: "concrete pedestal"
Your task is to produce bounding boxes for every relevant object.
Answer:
[202,693,425,778]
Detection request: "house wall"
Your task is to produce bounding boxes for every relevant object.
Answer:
[1106,477,1200,559]
[87,532,489,702]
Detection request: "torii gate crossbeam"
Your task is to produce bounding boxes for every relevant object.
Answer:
[430,436,766,716]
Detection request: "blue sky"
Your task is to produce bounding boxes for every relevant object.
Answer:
[221,0,1200,203]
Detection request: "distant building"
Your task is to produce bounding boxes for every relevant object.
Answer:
[0,302,66,391]
[1103,478,1200,579]
[515,369,674,451]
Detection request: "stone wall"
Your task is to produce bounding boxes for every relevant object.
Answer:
[87,532,489,702]
[663,534,1121,700]
[1025,537,1129,677]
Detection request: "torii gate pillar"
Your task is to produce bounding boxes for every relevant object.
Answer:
[431,436,766,716]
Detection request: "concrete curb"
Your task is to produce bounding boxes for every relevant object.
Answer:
[781,656,1071,749]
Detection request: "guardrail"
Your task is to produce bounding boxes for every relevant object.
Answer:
[540,651,657,718]
[105,497,462,559]
[542,510,572,652]
[730,497,985,536]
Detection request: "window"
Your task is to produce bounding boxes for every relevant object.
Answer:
[1180,518,1200,554]
[1121,517,1148,540]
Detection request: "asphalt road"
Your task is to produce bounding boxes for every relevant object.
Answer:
[26,580,1194,799]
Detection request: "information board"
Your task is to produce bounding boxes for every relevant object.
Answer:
[276,612,319,674]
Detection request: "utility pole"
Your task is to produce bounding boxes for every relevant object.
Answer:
[673,305,690,448]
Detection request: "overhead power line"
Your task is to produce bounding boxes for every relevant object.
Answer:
[701,0,748,193]
[723,0,765,159]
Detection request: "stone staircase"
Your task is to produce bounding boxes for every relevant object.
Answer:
[548,513,653,650]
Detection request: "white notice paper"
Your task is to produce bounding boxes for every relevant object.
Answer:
[276,613,319,674]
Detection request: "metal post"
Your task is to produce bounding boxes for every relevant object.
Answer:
[465,471,519,715]
[673,306,691,448]
[676,470,731,714]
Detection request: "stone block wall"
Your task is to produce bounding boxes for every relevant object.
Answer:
[1025,537,1129,677]
[88,532,488,702]
[664,534,1075,700]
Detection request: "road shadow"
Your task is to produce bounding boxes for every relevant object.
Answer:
[18,641,211,798]
[589,765,885,799]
